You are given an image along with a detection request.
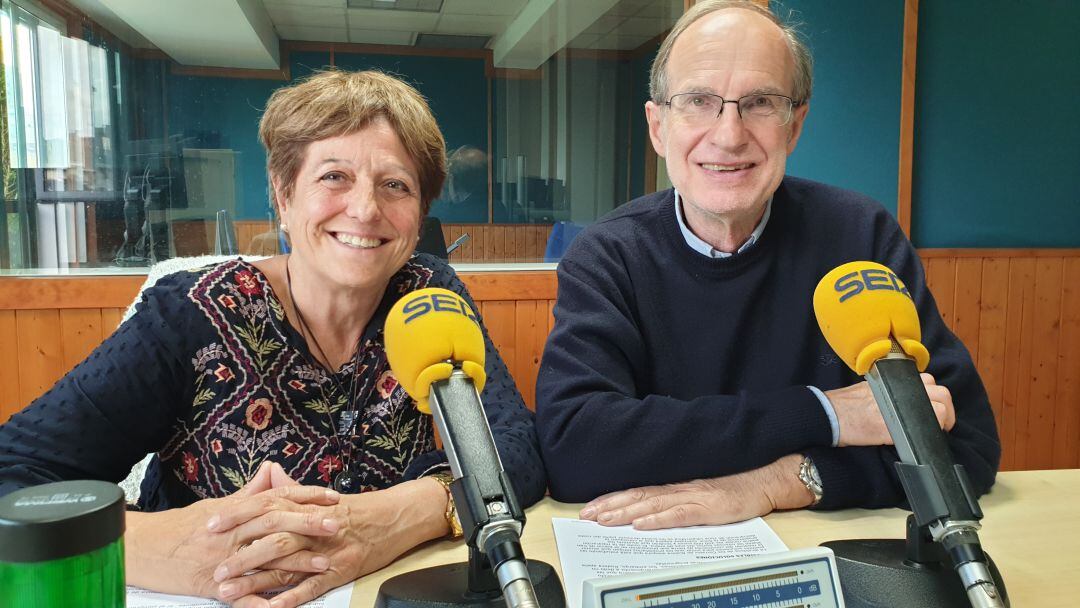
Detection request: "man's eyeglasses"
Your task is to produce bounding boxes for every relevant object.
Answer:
[663,93,799,127]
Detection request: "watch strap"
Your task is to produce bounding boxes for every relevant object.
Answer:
[798,455,824,506]
[429,472,463,538]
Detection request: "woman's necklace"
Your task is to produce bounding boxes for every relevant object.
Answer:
[284,258,366,492]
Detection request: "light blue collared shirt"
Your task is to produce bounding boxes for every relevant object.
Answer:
[673,189,841,447]
[673,189,771,258]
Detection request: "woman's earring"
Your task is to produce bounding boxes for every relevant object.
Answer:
[279,223,288,233]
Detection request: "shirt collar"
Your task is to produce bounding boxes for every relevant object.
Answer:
[674,189,772,258]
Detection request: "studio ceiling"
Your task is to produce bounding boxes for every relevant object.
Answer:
[65,0,680,70]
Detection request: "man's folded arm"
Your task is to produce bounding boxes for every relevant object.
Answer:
[806,413,1000,511]
[536,254,834,503]
[801,234,1003,511]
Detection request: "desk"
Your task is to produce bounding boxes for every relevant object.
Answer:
[349,469,1080,607]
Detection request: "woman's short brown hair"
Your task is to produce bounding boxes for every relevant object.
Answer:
[259,69,447,215]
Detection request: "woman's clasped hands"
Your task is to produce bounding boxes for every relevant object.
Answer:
[127,461,446,608]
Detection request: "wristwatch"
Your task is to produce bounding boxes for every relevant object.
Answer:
[430,472,464,538]
[798,455,824,506]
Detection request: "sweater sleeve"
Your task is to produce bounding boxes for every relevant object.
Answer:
[804,224,1001,510]
[536,235,834,503]
[0,276,192,499]
[404,262,547,508]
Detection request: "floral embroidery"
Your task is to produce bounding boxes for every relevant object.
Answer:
[234,320,283,372]
[234,269,262,296]
[376,370,398,398]
[159,259,440,500]
[245,398,273,430]
[213,363,234,382]
[182,452,199,482]
[192,344,225,372]
[317,455,344,483]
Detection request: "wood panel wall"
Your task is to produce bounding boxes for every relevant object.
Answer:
[920,250,1080,471]
[3,250,1079,472]
[0,307,127,423]
[442,224,554,263]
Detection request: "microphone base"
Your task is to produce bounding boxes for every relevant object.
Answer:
[375,559,565,608]
[822,539,1009,608]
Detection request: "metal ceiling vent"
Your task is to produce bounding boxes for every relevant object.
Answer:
[347,0,444,12]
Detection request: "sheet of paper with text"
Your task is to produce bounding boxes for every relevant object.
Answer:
[552,517,788,608]
[125,581,352,608]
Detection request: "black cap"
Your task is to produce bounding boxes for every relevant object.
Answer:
[0,480,126,563]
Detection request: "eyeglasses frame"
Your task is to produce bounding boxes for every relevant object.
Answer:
[661,92,804,127]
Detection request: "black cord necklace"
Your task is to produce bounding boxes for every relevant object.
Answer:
[284,257,366,492]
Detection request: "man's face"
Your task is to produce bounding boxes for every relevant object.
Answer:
[645,9,809,227]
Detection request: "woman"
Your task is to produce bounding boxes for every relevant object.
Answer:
[0,70,546,607]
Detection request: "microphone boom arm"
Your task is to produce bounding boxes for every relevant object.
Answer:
[429,368,539,608]
[377,287,563,608]
[866,342,1005,608]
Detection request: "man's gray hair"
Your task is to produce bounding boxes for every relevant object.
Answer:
[649,0,813,105]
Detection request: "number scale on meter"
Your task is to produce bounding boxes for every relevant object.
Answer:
[634,565,824,608]
[582,547,844,608]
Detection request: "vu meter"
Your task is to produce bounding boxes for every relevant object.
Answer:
[581,547,844,608]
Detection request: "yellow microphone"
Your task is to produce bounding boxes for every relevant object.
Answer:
[382,288,552,608]
[384,287,487,414]
[812,261,1007,608]
[812,260,930,375]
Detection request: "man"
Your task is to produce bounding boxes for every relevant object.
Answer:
[535,0,1000,529]
[432,145,523,223]
[433,146,489,223]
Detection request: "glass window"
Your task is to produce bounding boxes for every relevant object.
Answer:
[0,0,683,271]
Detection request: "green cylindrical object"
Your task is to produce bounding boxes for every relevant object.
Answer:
[0,480,126,607]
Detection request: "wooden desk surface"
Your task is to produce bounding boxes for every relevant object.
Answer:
[350,469,1080,607]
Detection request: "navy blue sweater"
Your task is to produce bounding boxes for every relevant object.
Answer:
[536,178,1001,508]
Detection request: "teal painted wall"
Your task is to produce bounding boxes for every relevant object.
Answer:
[161,52,331,221]
[775,0,1080,247]
[773,0,905,215]
[159,51,485,220]
[164,73,281,221]
[912,1,1080,247]
[628,45,657,201]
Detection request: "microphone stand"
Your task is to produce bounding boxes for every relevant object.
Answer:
[822,341,1008,608]
[376,369,565,608]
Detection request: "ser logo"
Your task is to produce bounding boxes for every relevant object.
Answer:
[834,268,911,303]
[401,292,479,325]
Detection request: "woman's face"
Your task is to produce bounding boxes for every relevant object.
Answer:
[277,117,422,293]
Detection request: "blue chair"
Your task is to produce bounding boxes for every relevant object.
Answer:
[544,221,587,262]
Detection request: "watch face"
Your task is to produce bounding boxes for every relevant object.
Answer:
[800,458,823,502]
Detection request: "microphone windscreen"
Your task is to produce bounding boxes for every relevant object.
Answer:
[385,287,487,414]
[813,261,930,375]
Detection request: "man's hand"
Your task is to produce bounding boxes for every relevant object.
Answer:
[209,475,450,608]
[826,373,955,447]
[124,463,342,603]
[578,454,814,530]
